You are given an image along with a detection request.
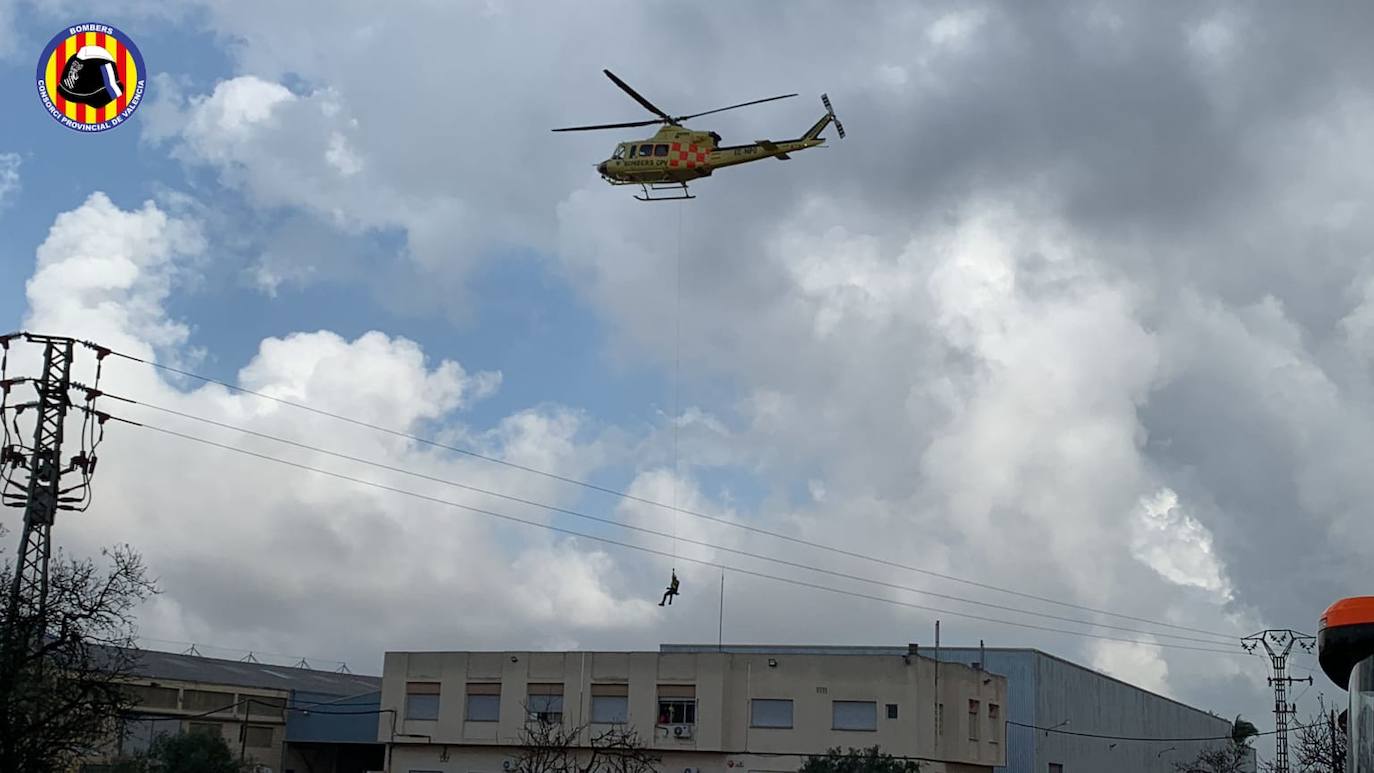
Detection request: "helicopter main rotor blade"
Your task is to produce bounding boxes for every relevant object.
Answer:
[604,69,674,122]
[675,93,799,122]
[551,118,665,132]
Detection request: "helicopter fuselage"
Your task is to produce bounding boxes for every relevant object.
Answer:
[596,124,826,186]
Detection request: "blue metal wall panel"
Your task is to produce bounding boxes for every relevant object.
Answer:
[287,689,383,743]
[1032,653,1231,773]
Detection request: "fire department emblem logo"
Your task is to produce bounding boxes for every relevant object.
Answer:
[36,23,145,133]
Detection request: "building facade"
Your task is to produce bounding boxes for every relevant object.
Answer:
[80,648,383,772]
[379,645,1007,773]
[746,646,1240,773]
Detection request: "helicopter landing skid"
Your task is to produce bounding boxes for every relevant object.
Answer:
[635,182,694,202]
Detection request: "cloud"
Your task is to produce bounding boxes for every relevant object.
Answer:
[12,193,650,667]
[1131,489,1232,599]
[29,2,1374,748]
[1091,640,1170,696]
[0,153,18,209]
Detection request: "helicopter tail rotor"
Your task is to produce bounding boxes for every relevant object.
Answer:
[821,93,845,139]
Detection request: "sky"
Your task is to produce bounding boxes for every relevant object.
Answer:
[3,0,1372,762]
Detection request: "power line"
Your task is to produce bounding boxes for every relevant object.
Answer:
[101,347,1240,642]
[129,420,1244,657]
[1006,719,1321,743]
[118,398,1235,648]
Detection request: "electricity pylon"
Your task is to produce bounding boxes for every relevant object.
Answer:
[0,332,115,714]
[1243,629,1314,773]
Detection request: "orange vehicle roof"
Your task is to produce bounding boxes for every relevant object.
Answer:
[1322,597,1374,629]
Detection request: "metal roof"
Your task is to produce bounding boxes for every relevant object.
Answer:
[121,647,380,696]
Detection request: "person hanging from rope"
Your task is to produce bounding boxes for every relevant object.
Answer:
[659,569,680,606]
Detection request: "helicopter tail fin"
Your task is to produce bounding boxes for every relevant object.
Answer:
[801,114,831,142]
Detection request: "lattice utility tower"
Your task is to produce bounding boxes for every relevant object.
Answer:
[1243,629,1314,773]
[0,333,112,648]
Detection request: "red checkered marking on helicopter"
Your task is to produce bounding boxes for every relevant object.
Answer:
[669,142,708,169]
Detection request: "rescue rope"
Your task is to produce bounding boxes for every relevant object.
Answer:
[671,202,683,567]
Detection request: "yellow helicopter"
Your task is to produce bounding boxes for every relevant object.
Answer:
[554,70,845,201]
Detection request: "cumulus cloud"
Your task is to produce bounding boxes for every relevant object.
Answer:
[11,193,652,667]
[1132,489,1232,599]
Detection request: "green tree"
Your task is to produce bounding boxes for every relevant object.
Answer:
[798,746,921,773]
[144,731,242,773]
[1232,715,1259,746]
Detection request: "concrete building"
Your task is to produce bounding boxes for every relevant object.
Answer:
[81,648,384,772]
[682,646,1241,773]
[379,645,1008,773]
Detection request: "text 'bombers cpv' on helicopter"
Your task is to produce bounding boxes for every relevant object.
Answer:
[553,69,844,201]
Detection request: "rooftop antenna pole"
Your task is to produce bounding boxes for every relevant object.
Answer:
[717,571,725,652]
[933,620,941,744]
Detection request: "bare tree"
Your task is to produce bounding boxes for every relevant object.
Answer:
[0,527,158,772]
[1293,696,1346,773]
[1171,743,1253,773]
[514,711,661,773]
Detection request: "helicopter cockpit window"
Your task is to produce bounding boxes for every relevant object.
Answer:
[639,144,653,157]
[612,145,626,159]
[654,144,669,156]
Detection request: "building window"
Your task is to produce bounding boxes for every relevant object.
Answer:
[968,700,980,740]
[406,682,441,721]
[750,699,793,728]
[989,704,1000,743]
[657,684,696,725]
[246,695,287,719]
[527,683,565,724]
[466,682,501,722]
[241,725,273,748]
[832,700,877,731]
[126,684,179,709]
[886,703,899,719]
[591,684,629,724]
[937,703,944,736]
[119,717,171,756]
[187,721,221,737]
[182,689,235,713]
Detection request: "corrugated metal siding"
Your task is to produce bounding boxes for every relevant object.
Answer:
[286,689,384,743]
[1033,652,1232,773]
